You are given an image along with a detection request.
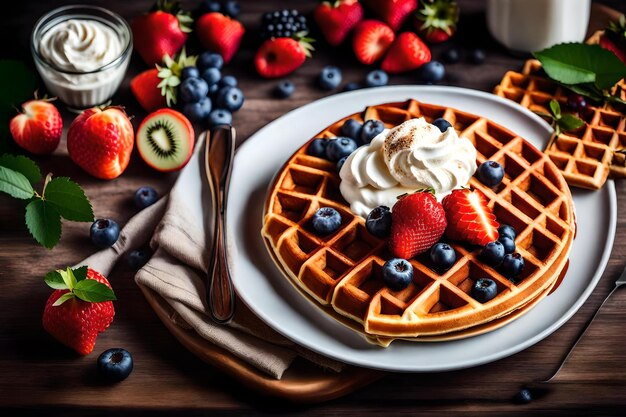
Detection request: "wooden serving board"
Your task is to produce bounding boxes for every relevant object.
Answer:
[138,284,385,403]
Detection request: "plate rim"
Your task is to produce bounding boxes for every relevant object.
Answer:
[228,85,617,372]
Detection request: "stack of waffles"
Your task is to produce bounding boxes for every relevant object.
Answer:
[494,31,626,190]
[261,99,576,346]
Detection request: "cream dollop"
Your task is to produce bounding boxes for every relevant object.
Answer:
[39,19,122,73]
[339,118,477,217]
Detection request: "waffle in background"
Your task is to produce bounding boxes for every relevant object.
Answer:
[494,31,626,190]
[262,100,575,345]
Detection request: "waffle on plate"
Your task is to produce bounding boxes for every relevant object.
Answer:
[262,99,575,346]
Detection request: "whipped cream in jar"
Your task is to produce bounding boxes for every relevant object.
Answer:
[339,117,477,218]
[31,6,132,110]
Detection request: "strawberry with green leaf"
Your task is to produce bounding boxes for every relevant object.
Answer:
[600,14,626,65]
[413,0,459,44]
[255,33,315,78]
[131,0,193,66]
[43,266,116,355]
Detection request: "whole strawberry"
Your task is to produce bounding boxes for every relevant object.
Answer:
[67,107,134,180]
[381,31,431,73]
[42,267,116,356]
[314,0,364,46]
[255,35,315,78]
[131,0,193,66]
[413,0,459,44]
[9,99,62,155]
[363,0,418,31]
[196,12,245,63]
[600,14,626,65]
[389,189,447,259]
[442,188,499,246]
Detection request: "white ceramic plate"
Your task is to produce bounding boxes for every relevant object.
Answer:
[225,86,616,372]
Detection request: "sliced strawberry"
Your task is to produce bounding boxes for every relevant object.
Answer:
[314,0,364,46]
[352,20,395,65]
[9,99,62,155]
[381,31,431,74]
[131,1,192,66]
[363,0,417,31]
[255,37,313,78]
[196,12,245,63]
[413,0,459,44]
[442,188,499,246]
[389,190,447,259]
[130,69,167,113]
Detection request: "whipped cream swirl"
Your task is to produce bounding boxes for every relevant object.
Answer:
[339,117,477,217]
[39,19,122,73]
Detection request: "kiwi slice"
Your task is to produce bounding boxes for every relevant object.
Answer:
[137,109,195,172]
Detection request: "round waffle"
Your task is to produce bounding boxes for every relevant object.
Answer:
[261,99,575,345]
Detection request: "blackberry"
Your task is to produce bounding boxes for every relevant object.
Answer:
[260,9,308,40]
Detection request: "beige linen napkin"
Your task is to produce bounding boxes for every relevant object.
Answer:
[78,136,344,379]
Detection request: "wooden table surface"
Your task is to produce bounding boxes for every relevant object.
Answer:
[2,0,626,415]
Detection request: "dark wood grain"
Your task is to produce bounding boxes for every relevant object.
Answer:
[2,0,626,415]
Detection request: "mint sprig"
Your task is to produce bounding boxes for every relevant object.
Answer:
[44,266,116,306]
[533,43,626,105]
[0,154,94,249]
[534,99,585,150]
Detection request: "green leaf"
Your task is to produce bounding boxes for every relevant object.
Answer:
[549,99,561,119]
[65,267,79,289]
[533,43,626,90]
[43,177,94,222]
[44,270,67,290]
[0,165,35,199]
[25,199,61,249]
[558,113,585,132]
[565,83,605,101]
[52,292,75,307]
[72,266,88,282]
[73,279,116,302]
[0,154,41,184]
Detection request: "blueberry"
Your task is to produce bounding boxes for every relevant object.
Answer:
[201,67,221,86]
[469,48,486,64]
[498,224,517,240]
[366,205,392,238]
[341,119,362,141]
[218,75,238,88]
[499,235,516,254]
[429,243,456,271]
[365,69,388,88]
[471,278,498,303]
[337,156,348,172]
[134,186,158,209]
[311,207,342,235]
[477,161,504,187]
[501,253,525,279]
[382,258,413,291]
[127,248,151,269]
[223,0,240,18]
[513,388,533,404]
[419,61,445,84]
[207,109,232,127]
[480,241,505,266]
[360,119,385,144]
[318,66,342,90]
[183,97,212,122]
[308,138,328,158]
[200,0,221,13]
[325,137,357,161]
[197,51,224,70]
[566,94,587,113]
[442,48,460,64]
[97,348,133,382]
[432,117,452,133]
[343,82,361,92]
[208,83,220,97]
[274,81,295,98]
[181,66,200,80]
[90,219,120,249]
[216,86,244,112]
[179,77,209,103]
